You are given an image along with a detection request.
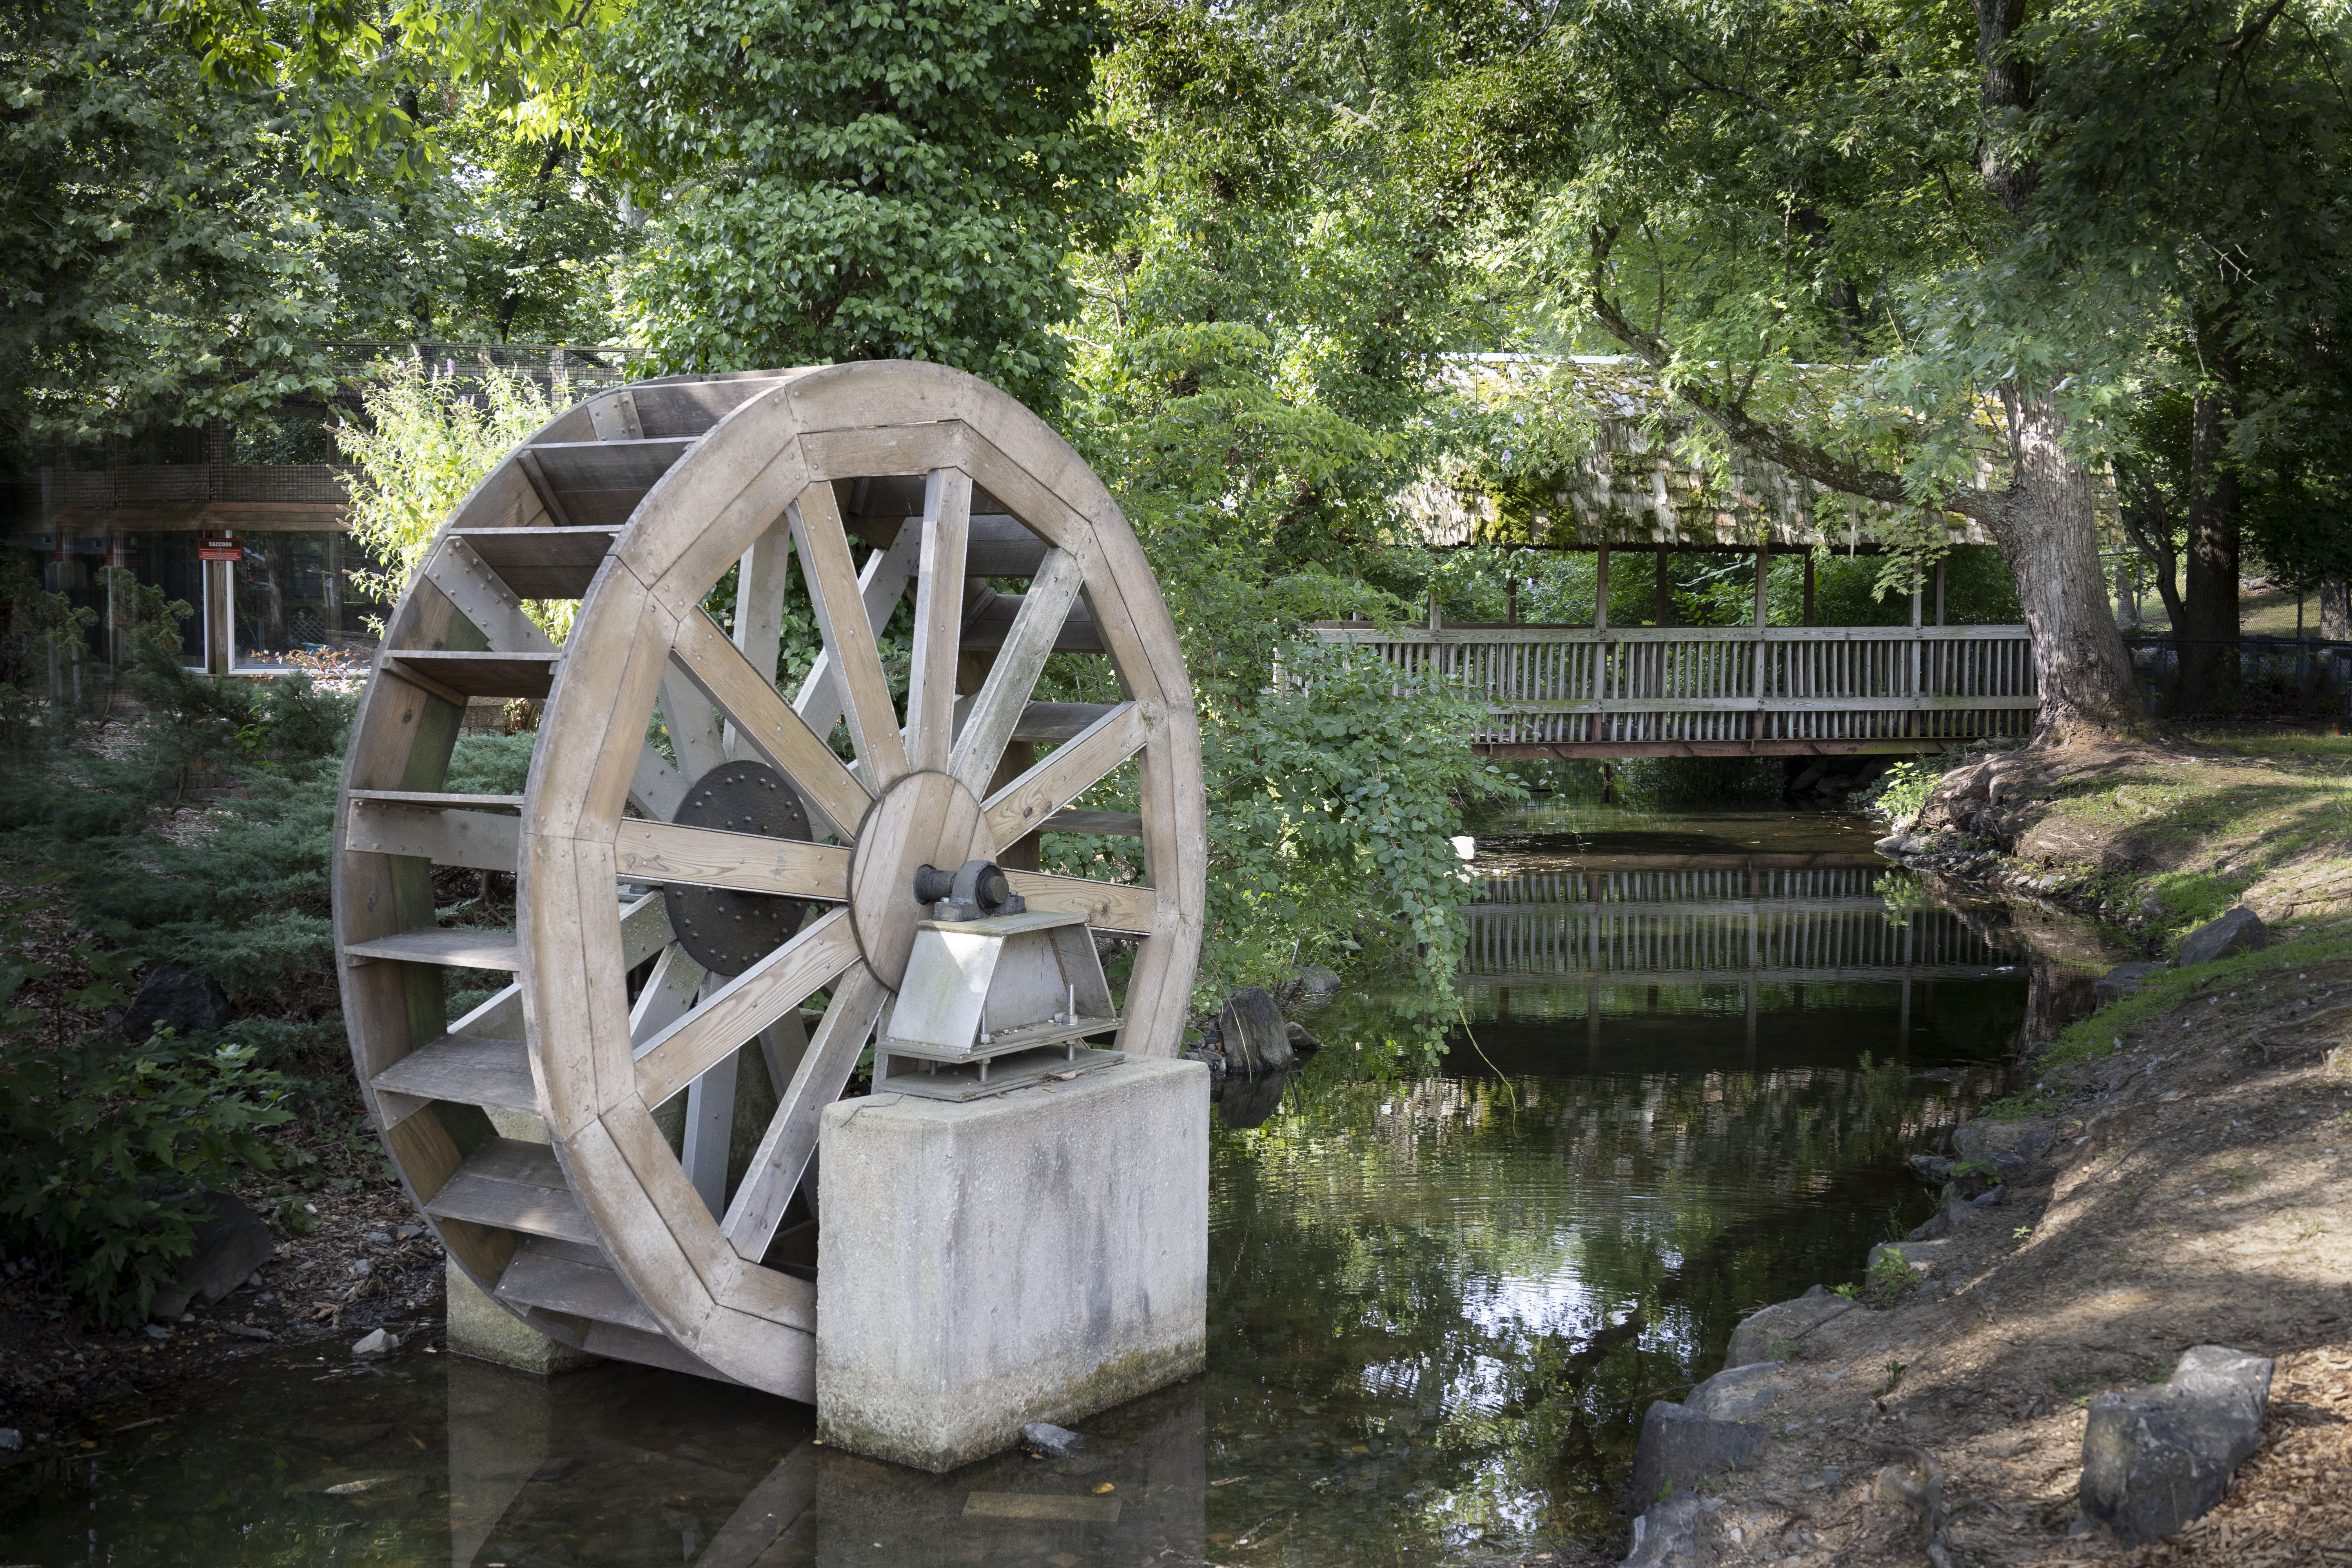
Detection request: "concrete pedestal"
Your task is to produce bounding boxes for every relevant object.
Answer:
[814,1056,1207,1472]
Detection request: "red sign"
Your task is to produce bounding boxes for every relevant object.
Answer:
[198,537,243,562]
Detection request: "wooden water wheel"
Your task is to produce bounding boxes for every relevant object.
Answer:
[332,363,1204,1397]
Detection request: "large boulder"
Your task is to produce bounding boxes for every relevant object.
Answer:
[1685,1363,1788,1423]
[2177,907,2268,967]
[122,963,232,1042]
[149,1192,274,1319]
[1628,1402,1768,1504]
[1218,987,1292,1076]
[1724,1291,1855,1368]
[2080,1345,2273,1545]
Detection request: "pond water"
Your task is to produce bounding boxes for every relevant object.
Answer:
[0,806,2119,1568]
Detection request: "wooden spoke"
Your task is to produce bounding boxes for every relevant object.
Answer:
[658,660,728,782]
[905,468,971,772]
[615,821,851,901]
[793,519,919,739]
[629,944,707,1049]
[670,608,871,839]
[1003,870,1159,934]
[948,547,1087,797]
[681,1048,739,1219]
[720,963,888,1262]
[634,907,860,1109]
[981,701,1148,850]
[724,519,795,763]
[788,483,907,786]
[631,743,688,820]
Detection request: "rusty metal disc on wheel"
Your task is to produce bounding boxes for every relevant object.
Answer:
[662,760,810,976]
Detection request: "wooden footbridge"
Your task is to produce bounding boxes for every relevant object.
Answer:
[1309,622,2037,758]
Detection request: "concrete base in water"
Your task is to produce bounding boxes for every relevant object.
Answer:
[814,1056,1208,1472]
[445,1257,603,1375]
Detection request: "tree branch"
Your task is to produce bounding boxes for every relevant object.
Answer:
[1581,233,1997,524]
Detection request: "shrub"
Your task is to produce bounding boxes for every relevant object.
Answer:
[0,906,293,1325]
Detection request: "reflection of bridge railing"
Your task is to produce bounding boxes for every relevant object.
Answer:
[1308,624,2036,756]
[1459,875,2011,982]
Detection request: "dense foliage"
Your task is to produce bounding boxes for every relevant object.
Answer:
[598,0,1127,406]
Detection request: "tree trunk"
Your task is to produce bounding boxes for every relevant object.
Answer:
[2322,576,2350,641]
[2176,381,2241,712]
[1986,394,2145,743]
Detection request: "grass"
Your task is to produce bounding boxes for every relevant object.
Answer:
[2038,929,2352,1073]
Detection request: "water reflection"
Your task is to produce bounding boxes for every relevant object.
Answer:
[0,805,2132,1568]
[0,1350,1205,1567]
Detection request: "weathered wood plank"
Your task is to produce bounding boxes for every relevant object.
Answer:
[1002,871,1158,935]
[720,963,886,1264]
[495,1236,664,1333]
[446,526,619,600]
[526,437,696,530]
[958,588,1103,653]
[383,651,561,700]
[427,1139,600,1247]
[789,483,908,786]
[670,608,872,840]
[346,799,521,873]
[981,700,1145,849]
[345,928,521,971]
[613,821,851,901]
[370,1034,535,1113]
[905,467,972,772]
[634,909,860,1109]
[793,519,919,741]
[951,549,1088,797]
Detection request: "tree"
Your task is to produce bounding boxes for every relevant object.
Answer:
[1466,0,2171,742]
[595,0,1128,406]
[0,0,340,451]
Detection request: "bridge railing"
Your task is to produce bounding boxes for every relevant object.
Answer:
[1306,624,2037,749]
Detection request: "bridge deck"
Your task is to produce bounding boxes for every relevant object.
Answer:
[1308,623,2036,756]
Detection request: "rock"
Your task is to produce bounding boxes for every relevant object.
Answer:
[1020,1422,1086,1459]
[1724,1293,1856,1367]
[121,963,232,1041]
[2095,961,2167,1005]
[1622,1491,1718,1567]
[1685,1363,1788,1423]
[1181,1045,1227,1083]
[220,1323,274,1341]
[1970,1185,2007,1207]
[1873,834,1914,860]
[1909,1154,1956,1185]
[1284,1020,1321,1056]
[2080,1344,2274,1544]
[0,1429,19,1452]
[1630,1401,1768,1503]
[531,1457,582,1483]
[1218,987,1292,1076]
[149,1192,274,1320]
[1908,1190,1978,1241]
[1296,965,1343,998]
[1868,1239,1949,1280]
[1953,1118,2056,1165]
[2178,908,2268,967]
[349,1328,399,1358]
